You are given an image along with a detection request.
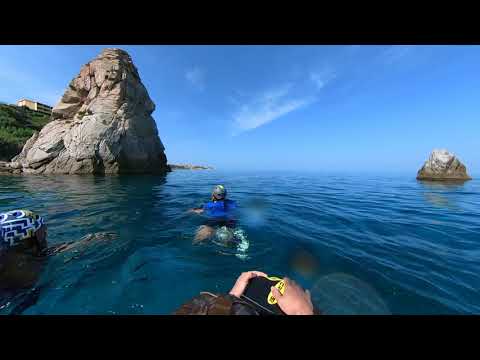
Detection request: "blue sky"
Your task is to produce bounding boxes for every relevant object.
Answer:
[0,45,478,174]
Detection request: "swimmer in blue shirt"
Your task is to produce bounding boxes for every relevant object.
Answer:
[189,185,238,243]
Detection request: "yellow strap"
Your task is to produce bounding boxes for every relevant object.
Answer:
[267,279,286,305]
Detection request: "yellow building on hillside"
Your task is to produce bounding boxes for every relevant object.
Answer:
[17,99,52,116]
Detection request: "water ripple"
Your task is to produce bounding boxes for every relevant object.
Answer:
[0,172,479,314]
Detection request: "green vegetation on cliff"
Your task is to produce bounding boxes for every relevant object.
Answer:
[0,103,51,161]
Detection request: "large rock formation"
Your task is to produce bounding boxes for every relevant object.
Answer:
[417,149,472,181]
[9,48,169,175]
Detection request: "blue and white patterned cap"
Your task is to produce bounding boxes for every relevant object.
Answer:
[0,210,45,248]
[0,225,6,254]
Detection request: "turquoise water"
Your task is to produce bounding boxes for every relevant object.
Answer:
[0,171,479,314]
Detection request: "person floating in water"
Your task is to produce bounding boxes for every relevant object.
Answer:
[0,210,48,286]
[0,210,49,313]
[0,209,116,314]
[189,185,238,244]
[174,270,320,315]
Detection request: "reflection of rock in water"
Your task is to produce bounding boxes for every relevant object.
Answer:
[311,273,390,315]
[424,193,452,208]
[418,180,467,191]
[14,175,167,244]
[419,181,464,209]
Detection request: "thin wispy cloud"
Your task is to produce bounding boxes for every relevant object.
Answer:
[185,66,205,91]
[310,69,337,90]
[231,84,314,135]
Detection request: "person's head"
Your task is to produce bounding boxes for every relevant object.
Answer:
[211,185,227,201]
[0,210,47,256]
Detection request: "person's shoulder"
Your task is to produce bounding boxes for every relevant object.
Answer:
[203,201,214,209]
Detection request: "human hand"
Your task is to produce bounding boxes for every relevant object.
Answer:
[229,271,268,298]
[271,278,314,315]
[188,208,203,214]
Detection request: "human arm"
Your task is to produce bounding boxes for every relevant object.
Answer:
[188,208,204,214]
[188,203,205,214]
[229,271,268,298]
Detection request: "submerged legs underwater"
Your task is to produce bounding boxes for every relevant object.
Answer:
[194,225,250,260]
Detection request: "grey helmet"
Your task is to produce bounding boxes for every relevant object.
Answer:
[212,185,227,200]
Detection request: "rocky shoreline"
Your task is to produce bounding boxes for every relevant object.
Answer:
[0,161,9,174]
[0,161,214,174]
[168,164,213,170]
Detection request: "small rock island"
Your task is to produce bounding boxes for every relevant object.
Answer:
[417,149,472,181]
[168,164,213,170]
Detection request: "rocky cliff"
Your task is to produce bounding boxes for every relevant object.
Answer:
[417,149,472,181]
[8,48,168,175]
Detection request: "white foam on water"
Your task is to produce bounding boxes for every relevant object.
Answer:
[234,228,250,261]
